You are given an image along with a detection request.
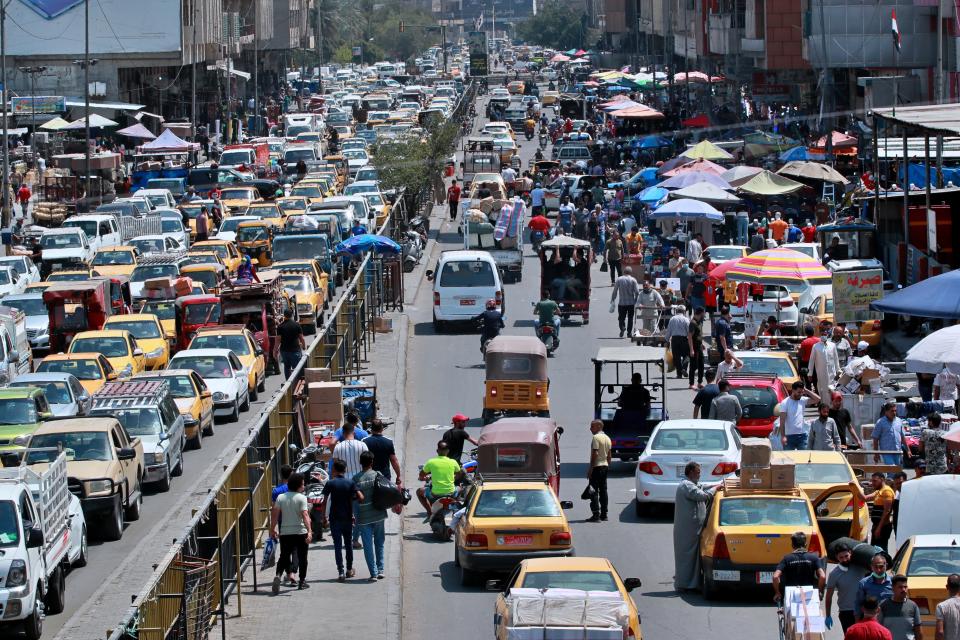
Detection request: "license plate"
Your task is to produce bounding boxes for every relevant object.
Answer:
[676,465,688,476]
[757,572,774,584]
[459,298,476,306]
[712,570,740,581]
[501,535,533,546]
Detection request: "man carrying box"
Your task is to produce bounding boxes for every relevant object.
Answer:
[772,531,826,602]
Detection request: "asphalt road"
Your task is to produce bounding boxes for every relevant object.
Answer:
[398,94,781,640]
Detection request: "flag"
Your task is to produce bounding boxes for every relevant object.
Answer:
[475,11,483,30]
[892,9,901,51]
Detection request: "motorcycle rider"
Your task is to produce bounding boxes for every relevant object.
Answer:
[534,291,562,340]
[417,440,463,515]
[524,116,536,140]
[474,299,505,350]
[527,209,552,248]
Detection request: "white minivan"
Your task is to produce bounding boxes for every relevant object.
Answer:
[428,251,504,331]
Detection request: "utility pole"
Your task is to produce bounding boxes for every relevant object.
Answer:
[316,1,323,93]
[18,66,46,165]
[1,0,9,228]
[190,11,196,139]
[936,0,944,103]
[84,0,90,200]
[253,0,259,137]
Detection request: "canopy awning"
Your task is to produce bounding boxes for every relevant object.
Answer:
[206,61,251,80]
[681,140,734,161]
[736,170,807,196]
[116,123,156,140]
[39,116,70,131]
[669,181,741,203]
[63,114,118,129]
[870,270,960,319]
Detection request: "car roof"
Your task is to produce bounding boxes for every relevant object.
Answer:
[105,314,158,323]
[908,534,960,547]
[12,372,78,384]
[478,481,555,491]
[74,329,130,339]
[521,557,613,572]
[0,387,42,398]
[653,419,734,431]
[42,352,104,362]
[171,348,234,358]
[734,350,791,359]
[776,450,848,464]
[33,416,119,434]
[135,369,197,379]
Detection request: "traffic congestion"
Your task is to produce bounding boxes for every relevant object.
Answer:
[0,26,957,640]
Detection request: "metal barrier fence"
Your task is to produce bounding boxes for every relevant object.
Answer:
[105,213,398,640]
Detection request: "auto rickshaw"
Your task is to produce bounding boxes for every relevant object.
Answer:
[482,336,549,425]
[42,279,112,353]
[181,263,228,294]
[539,236,592,324]
[107,276,133,315]
[476,417,563,494]
[235,220,275,267]
[174,294,222,352]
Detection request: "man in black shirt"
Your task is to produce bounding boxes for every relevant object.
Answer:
[362,419,401,482]
[772,531,826,601]
[441,414,477,463]
[829,391,861,448]
[692,368,720,418]
[277,308,306,378]
[617,373,651,413]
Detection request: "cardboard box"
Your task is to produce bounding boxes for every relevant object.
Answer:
[308,401,343,424]
[741,437,772,468]
[304,368,332,383]
[307,381,342,405]
[740,466,772,489]
[373,317,393,333]
[770,455,796,489]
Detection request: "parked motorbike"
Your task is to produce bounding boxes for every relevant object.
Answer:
[401,230,424,272]
[291,444,329,542]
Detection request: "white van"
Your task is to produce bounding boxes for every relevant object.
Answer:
[428,251,504,330]
[895,475,960,551]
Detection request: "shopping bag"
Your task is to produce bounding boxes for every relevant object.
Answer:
[608,300,616,314]
[665,345,675,373]
[600,260,608,272]
[372,473,404,510]
[260,537,276,570]
[580,484,596,500]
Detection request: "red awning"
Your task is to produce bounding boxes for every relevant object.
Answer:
[681,114,710,128]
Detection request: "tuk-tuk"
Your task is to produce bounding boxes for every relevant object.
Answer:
[107,276,132,315]
[181,263,228,295]
[174,294,222,352]
[539,236,592,323]
[236,220,275,267]
[476,417,563,494]
[482,336,549,424]
[592,346,667,462]
[42,279,112,353]
[529,159,560,179]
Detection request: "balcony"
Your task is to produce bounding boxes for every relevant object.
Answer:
[708,14,741,55]
[740,37,765,55]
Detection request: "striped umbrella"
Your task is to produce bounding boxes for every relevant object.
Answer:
[723,247,832,285]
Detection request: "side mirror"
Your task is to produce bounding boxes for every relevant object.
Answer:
[560,500,573,509]
[201,390,212,399]
[799,307,810,315]
[39,412,53,421]
[485,579,504,592]
[556,426,564,435]
[6,351,18,364]
[159,431,170,441]
[133,348,144,357]
[107,371,119,381]
[623,577,641,592]
[26,526,44,548]
[117,447,137,461]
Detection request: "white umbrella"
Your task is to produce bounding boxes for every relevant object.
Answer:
[905,325,960,374]
[669,181,741,204]
[62,114,119,130]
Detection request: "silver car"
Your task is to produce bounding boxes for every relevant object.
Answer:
[8,372,91,417]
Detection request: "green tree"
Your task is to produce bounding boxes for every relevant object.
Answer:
[372,120,459,204]
[331,44,354,65]
[515,1,586,50]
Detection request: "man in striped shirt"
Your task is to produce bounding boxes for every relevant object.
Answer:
[332,422,369,549]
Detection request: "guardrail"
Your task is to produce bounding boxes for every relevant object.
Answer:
[104,212,399,640]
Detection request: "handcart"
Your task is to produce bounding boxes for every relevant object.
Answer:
[632,306,666,346]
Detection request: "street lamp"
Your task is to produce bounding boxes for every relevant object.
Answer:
[17,66,46,165]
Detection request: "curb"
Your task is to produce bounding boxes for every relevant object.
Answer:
[386,313,409,640]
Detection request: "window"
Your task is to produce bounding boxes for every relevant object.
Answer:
[99,221,113,236]
[37,358,101,380]
[183,302,221,325]
[651,428,729,451]
[794,463,853,484]
[131,264,180,281]
[906,548,960,576]
[521,571,618,592]
[10,381,70,404]
[739,357,797,379]
[140,301,175,320]
[719,498,812,526]
[139,375,195,398]
[170,355,232,379]
[71,337,128,358]
[29,431,111,462]
[472,489,560,517]
[190,333,251,355]
[496,447,529,469]
[731,387,778,419]
[41,233,82,249]
[99,408,163,437]
[438,260,496,287]
[93,250,135,266]
[0,398,38,424]
[107,320,162,340]
[0,501,20,547]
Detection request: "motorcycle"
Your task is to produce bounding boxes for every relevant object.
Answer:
[539,131,549,149]
[426,483,463,541]
[401,229,424,272]
[530,229,546,253]
[536,321,560,355]
[290,444,329,541]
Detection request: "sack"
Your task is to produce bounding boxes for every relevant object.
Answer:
[665,345,675,372]
[260,537,276,570]
[372,473,404,510]
[580,484,596,501]
[599,260,608,272]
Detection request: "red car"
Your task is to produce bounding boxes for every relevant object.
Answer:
[724,373,788,437]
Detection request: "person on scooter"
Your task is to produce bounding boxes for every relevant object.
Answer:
[524,117,536,141]
[474,299,504,350]
[416,440,463,515]
[527,209,552,249]
[534,291,561,340]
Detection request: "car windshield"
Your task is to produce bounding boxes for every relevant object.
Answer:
[284,149,316,162]
[102,408,163,437]
[789,245,817,259]
[179,205,206,219]
[140,301,175,320]
[106,320,161,340]
[291,186,323,199]
[221,189,255,201]
[161,219,182,233]
[37,358,102,380]
[650,428,728,451]
[147,181,182,193]
[281,276,312,293]
[286,126,310,137]
[186,270,221,290]
[343,150,367,160]
[47,272,89,282]
[132,265,179,281]
[520,571,618,592]
[131,239,165,254]
[793,463,853,484]
[0,398,38,424]
[237,226,270,242]
[709,247,745,261]
[0,502,19,547]
[739,357,797,379]
[364,194,383,207]
[196,244,229,260]
[277,200,306,212]
[2,297,45,316]
[217,218,251,233]
[10,381,71,404]
[140,375,197,398]
[438,260,496,287]
[171,355,232,378]
[719,498,812,526]
[183,255,219,267]
[71,337,128,358]
[183,302,221,325]
[30,431,111,462]
[41,233,82,249]
[93,250,135,266]
[219,150,253,165]
[191,334,251,355]
[906,548,960,576]
[64,220,98,238]
[273,238,328,261]
[731,387,778,419]
[472,489,560,517]
[0,271,11,285]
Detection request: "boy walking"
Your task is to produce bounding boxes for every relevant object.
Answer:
[320,459,363,581]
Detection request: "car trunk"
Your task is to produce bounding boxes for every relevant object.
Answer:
[469,516,567,550]
[646,451,731,481]
[720,527,810,568]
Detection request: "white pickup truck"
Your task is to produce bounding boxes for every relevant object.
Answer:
[0,452,87,639]
[38,228,95,278]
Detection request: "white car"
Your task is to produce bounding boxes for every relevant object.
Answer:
[0,266,27,297]
[2,293,48,348]
[213,215,258,243]
[155,210,191,248]
[168,348,249,422]
[130,234,184,257]
[0,256,40,285]
[634,419,741,513]
[342,149,370,176]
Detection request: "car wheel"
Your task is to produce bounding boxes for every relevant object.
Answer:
[228,399,240,423]
[701,572,717,600]
[22,585,43,640]
[74,525,88,567]
[240,391,250,412]
[634,499,649,517]
[249,384,259,403]
[125,479,142,522]
[459,563,479,587]
[155,462,172,492]
[257,376,266,393]
[103,496,124,541]
[189,429,203,450]
[44,565,65,614]
[172,445,184,477]
[202,418,215,437]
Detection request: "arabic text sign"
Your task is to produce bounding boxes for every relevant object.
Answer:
[832,269,884,324]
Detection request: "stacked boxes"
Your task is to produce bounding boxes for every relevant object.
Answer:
[739,438,796,490]
[307,381,343,424]
[783,586,826,640]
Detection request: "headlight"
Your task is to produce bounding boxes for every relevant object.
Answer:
[150,452,165,464]
[146,347,164,358]
[213,391,227,402]
[5,560,25,587]
[85,479,112,495]
[297,303,312,314]
[120,364,133,378]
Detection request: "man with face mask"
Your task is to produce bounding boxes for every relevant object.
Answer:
[825,543,868,633]
[809,326,840,401]
[636,279,665,333]
[855,554,895,621]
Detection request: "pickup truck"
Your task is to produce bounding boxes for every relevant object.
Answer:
[61,214,123,255]
[26,417,144,542]
[461,198,525,284]
[0,452,87,639]
[38,228,95,277]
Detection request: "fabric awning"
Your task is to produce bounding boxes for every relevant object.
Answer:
[681,140,734,161]
[63,114,118,129]
[117,123,156,139]
[736,170,807,196]
[39,116,70,131]
[870,270,960,319]
[669,182,741,203]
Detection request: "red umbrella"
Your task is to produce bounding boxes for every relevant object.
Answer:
[709,258,744,281]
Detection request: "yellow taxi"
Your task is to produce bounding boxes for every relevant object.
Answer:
[699,481,863,598]
[91,246,139,278]
[289,181,327,204]
[219,185,262,214]
[134,369,214,448]
[68,329,146,379]
[190,240,242,275]
[188,326,266,400]
[182,251,226,270]
[103,313,170,369]
[276,196,310,217]
[454,479,574,586]
[273,259,329,297]
[891,535,960,629]
[279,270,326,334]
[304,173,338,194]
[47,269,98,282]
[138,299,176,343]
[181,263,228,294]
[493,557,643,640]
[541,90,561,106]
[734,350,801,387]
[244,202,286,227]
[36,352,117,395]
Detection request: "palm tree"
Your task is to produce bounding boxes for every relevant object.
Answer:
[315,0,362,60]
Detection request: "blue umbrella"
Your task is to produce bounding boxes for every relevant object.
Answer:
[335,234,401,256]
[779,146,809,162]
[639,135,671,149]
[647,198,724,221]
[870,270,960,320]
[640,167,659,185]
[634,186,668,204]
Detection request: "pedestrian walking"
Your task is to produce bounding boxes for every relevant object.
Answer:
[353,451,387,581]
[332,421,369,549]
[776,382,820,450]
[826,543,869,633]
[935,574,960,640]
[808,403,842,451]
[846,597,893,640]
[271,464,303,584]
[692,368,719,419]
[809,329,840,402]
[934,366,960,415]
[604,230,624,285]
[270,472,312,593]
[16,183,30,219]
[362,419,401,482]
[708,379,742,422]
[673,462,717,591]
[687,307,707,389]
[276,308,305,378]
[319,459,362,582]
[686,233,703,265]
[830,392,863,448]
[873,403,905,469]
[878,575,923,640]
[862,473,895,552]
[586,420,611,522]
[920,413,949,475]
[446,179,461,221]
[636,280,664,333]
[713,305,735,353]
[772,531,826,599]
[611,266,640,338]
[665,306,690,378]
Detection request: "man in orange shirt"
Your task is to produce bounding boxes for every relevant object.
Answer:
[768,212,788,243]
